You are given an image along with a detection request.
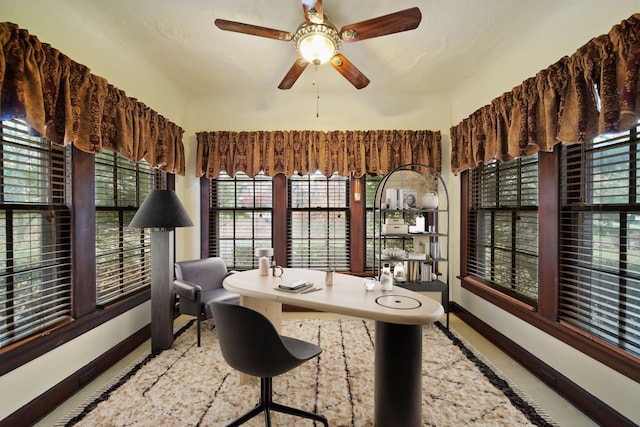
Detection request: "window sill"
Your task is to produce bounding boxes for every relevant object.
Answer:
[459,275,640,382]
[0,290,150,376]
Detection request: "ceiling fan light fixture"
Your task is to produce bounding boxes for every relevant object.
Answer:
[294,22,340,65]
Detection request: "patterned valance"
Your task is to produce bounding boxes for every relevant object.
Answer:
[450,13,640,175]
[0,22,185,175]
[196,129,441,178]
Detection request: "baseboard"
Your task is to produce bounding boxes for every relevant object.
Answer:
[450,302,635,427]
[1,325,151,427]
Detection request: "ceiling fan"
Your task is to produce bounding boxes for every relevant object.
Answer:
[214,1,422,90]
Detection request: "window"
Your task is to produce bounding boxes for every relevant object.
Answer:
[462,130,640,374]
[560,130,640,357]
[207,171,353,271]
[0,119,72,348]
[209,172,273,270]
[467,155,539,303]
[288,172,350,270]
[95,151,163,305]
[365,174,383,270]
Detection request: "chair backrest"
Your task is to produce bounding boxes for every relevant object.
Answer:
[175,257,228,291]
[210,301,302,378]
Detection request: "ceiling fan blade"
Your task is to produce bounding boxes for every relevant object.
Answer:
[302,0,323,23]
[214,19,293,41]
[278,58,309,90]
[329,54,370,89]
[339,7,422,43]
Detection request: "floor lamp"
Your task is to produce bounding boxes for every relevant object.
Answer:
[129,189,193,354]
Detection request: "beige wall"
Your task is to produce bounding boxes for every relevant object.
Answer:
[1,0,639,423]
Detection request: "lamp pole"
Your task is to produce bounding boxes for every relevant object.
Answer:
[128,189,193,355]
[150,229,175,354]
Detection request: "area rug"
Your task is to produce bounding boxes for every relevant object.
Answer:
[59,319,555,426]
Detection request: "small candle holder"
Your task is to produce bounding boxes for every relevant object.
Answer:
[254,248,273,276]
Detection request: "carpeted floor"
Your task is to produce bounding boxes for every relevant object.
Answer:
[59,318,555,426]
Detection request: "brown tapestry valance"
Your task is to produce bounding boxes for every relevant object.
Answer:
[450,13,640,175]
[195,129,441,178]
[0,22,185,175]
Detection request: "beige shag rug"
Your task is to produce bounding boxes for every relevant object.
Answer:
[60,319,554,426]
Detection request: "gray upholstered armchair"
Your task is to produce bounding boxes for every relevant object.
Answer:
[174,257,239,346]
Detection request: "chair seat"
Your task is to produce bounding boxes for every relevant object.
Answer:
[201,288,240,318]
[281,336,322,361]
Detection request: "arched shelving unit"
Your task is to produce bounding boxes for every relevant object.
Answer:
[373,163,449,327]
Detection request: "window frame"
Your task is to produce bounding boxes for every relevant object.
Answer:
[207,171,273,270]
[0,119,172,376]
[460,145,640,382]
[364,174,383,270]
[202,172,368,274]
[466,155,540,306]
[287,172,350,271]
[558,131,640,358]
[94,150,164,306]
[0,120,73,349]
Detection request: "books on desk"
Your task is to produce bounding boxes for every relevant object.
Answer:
[275,280,320,293]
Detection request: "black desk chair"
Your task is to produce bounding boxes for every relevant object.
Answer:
[210,301,329,427]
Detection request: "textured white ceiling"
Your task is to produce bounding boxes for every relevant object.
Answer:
[5,0,639,118]
[57,0,633,100]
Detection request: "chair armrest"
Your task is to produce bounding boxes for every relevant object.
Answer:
[174,279,202,301]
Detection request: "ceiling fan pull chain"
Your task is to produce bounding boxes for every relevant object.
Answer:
[313,80,320,118]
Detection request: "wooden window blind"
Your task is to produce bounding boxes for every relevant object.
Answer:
[288,172,350,271]
[95,151,162,305]
[467,155,539,303]
[0,119,72,348]
[560,129,640,358]
[209,172,273,269]
[365,174,382,270]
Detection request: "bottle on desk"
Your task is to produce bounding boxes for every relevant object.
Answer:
[380,263,393,291]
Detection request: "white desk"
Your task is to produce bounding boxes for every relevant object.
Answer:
[224,268,444,426]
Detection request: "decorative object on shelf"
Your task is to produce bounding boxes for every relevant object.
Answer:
[430,241,442,259]
[421,263,433,282]
[399,189,418,209]
[385,188,398,210]
[128,189,193,354]
[382,223,409,234]
[421,192,439,209]
[381,248,406,259]
[380,263,393,291]
[415,213,425,232]
[385,217,404,225]
[255,248,274,276]
[393,263,407,282]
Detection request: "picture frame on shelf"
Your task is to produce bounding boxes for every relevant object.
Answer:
[399,189,417,209]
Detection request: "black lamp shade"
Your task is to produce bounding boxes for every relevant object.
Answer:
[128,189,193,229]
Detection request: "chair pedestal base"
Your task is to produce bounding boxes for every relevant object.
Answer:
[227,377,328,427]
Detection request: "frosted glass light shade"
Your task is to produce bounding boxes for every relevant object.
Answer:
[298,33,336,64]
